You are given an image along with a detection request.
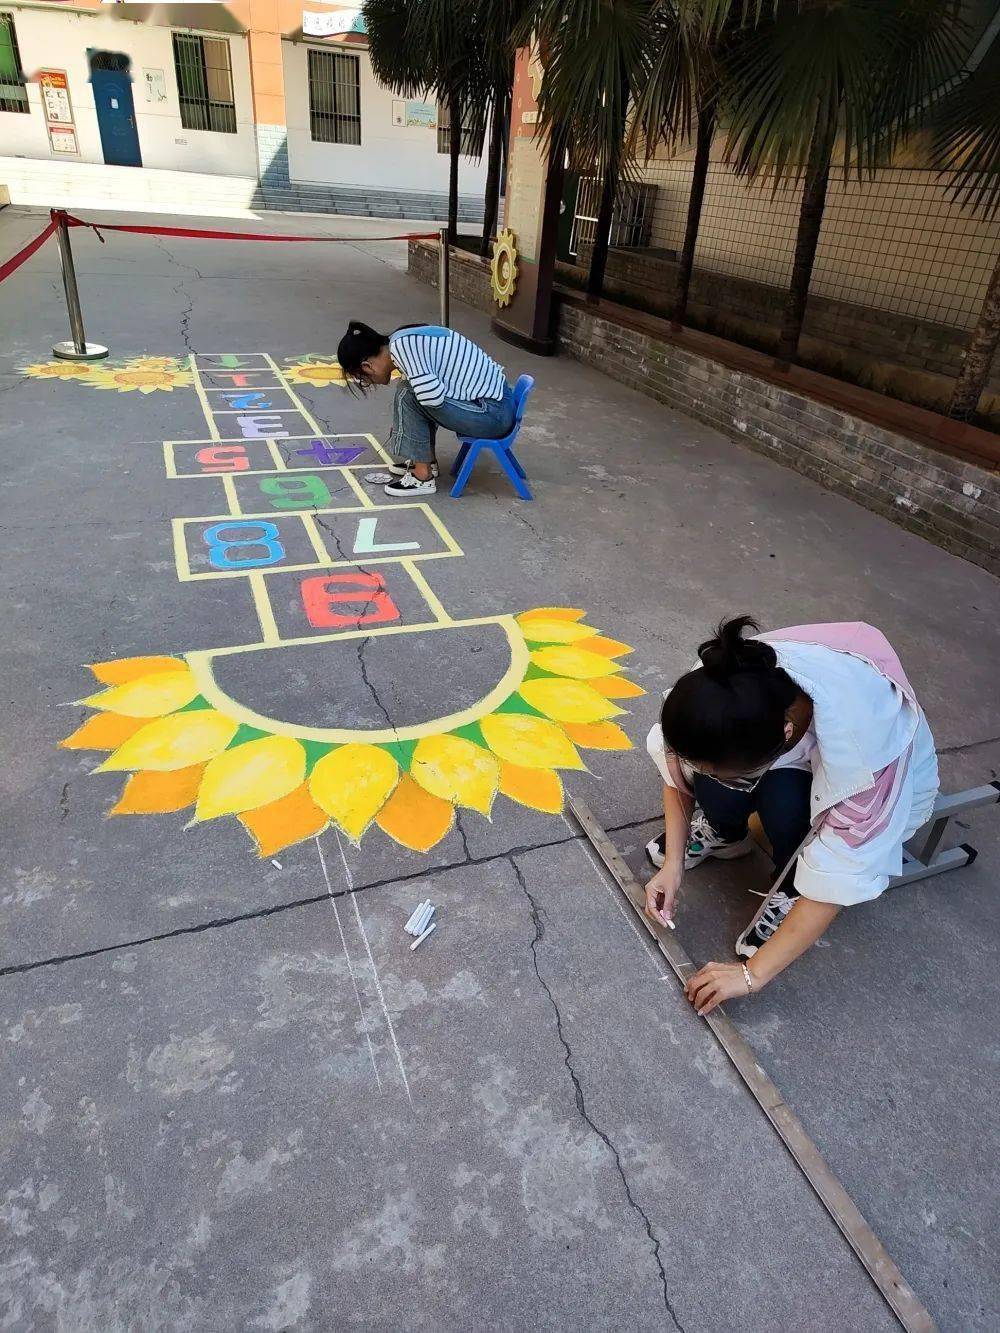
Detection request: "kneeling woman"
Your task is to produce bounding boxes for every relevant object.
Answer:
[337,321,516,497]
[645,617,939,1015]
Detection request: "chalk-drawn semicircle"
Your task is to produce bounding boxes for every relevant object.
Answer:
[185,615,530,745]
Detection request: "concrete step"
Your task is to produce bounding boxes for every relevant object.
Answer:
[0,156,485,224]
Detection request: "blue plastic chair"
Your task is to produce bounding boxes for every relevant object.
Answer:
[450,374,534,500]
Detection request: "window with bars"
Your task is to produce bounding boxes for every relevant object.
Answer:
[172,32,236,134]
[437,104,484,158]
[0,13,28,114]
[308,49,361,145]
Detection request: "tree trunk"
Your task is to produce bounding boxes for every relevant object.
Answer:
[671,106,714,331]
[587,163,618,299]
[481,95,505,258]
[775,124,833,369]
[448,98,461,246]
[948,254,1000,420]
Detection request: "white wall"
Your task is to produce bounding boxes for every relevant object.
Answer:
[283,40,490,196]
[0,6,257,177]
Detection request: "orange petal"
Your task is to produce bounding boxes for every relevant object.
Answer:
[590,675,646,699]
[561,721,632,751]
[498,762,564,814]
[61,713,149,751]
[88,656,186,685]
[573,636,634,658]
[110,764,205,815]
[375,775,454,852]
[239,784,329,857]
[518,607,586,623]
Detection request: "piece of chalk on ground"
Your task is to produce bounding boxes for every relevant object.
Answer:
[404,901,429,933]
[413,903,435,936]
[410,922,436,950]
[407,904,431,936]
[271,859,282,869]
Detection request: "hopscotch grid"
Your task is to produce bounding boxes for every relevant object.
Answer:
[313,836,385,1094]
[188,354,222,443]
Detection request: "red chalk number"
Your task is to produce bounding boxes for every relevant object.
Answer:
[196,445,250,473]
[301,572,401,628]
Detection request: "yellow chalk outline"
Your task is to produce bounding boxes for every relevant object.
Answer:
[186,614,528,744]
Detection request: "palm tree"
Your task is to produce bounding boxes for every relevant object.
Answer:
[931,34,1000,420]
[718,0,966,368]
[366,0,491,243]
[521,1,655,297]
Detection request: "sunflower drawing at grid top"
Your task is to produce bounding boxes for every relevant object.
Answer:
[61,352,645,856]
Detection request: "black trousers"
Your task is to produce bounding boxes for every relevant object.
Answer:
[693,768,812,894]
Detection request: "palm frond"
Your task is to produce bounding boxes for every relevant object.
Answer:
[930,36,1000,218]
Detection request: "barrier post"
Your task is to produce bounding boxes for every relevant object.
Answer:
[51,210,108,361]
[438,227,450,328]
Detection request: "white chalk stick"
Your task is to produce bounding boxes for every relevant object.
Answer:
[410,922,436,950]
[404,901,429,933]
[271,859,282,869]
[412,902,435,936]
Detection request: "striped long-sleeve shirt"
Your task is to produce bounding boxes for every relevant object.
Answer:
[388,325,506,409]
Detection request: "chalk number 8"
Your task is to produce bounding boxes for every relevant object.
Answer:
[203,521,285,570]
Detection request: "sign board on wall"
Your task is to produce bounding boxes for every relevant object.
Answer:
[302,9,366,37]
[39,70,79,157]
[142,67,167,104]
[391,99,437,129]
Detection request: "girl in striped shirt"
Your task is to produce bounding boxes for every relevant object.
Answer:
[337,321,516,497]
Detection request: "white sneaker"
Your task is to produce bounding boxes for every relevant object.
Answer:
[684,808,754,872]
[387,457,439,478]
[735,887,798,957]
[384,471,436,497]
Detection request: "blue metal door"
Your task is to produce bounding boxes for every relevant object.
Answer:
[92,65,141,167]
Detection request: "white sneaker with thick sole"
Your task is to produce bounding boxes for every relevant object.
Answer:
[386,458,439,478]
[645,809,754,872]
[384,472,437,497]
[735,887,798,957]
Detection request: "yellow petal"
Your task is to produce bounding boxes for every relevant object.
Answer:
[499,762,564,814]
[518,607,586,623]
[110,765,205,815]
[376,775,454,852]
[480,712,584,770]
[518,679,623,724]
[89,656,186,685]
[195,736,306,822]
[60,713,149,751]
[239,785,328,856]
[591,675,646,699]
[96,709,239,772]
[517,618,596,645]
[80,669,198,717]
[309,744,399,841]
[561,721,632,751]
[530,645,623,680]
[411,735,499,816]
[573,635,634,658]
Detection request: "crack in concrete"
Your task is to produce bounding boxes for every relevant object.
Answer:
[510,853,684,1332]
[151,235,202,355]
[454,810,473,861]
[938,733,1000,757]
[59,782,69,822]
[0,814,660,978]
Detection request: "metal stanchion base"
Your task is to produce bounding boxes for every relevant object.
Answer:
[53,341,109,361]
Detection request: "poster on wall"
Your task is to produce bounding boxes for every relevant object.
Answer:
[391,99,437,129]
[142,68,167,103]
[39,69,80,157]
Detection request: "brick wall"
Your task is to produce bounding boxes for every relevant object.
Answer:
[409,242,1000,577]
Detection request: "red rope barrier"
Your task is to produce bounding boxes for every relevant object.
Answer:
[0,217,59,284]
[61,211,440,245]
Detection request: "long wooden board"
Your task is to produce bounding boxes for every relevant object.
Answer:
[568,795,936,1333]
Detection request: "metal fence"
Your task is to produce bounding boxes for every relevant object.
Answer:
[620,160,1000,332]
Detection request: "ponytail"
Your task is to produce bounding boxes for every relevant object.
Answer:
[661,615,799,769]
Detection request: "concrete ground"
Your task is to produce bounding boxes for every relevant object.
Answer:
[0,204,998,1332]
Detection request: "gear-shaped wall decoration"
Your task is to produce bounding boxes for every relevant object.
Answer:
[491,229,519,309]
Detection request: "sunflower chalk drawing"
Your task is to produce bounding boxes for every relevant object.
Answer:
[20,354,193,392]
[60,351,644,858]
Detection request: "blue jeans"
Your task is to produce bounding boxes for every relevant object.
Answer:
[693,768,812,894]
[391,381,516,463]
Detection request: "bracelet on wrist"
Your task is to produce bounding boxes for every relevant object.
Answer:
[741,961,754,996]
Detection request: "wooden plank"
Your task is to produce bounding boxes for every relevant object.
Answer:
[567,795,937,1333]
